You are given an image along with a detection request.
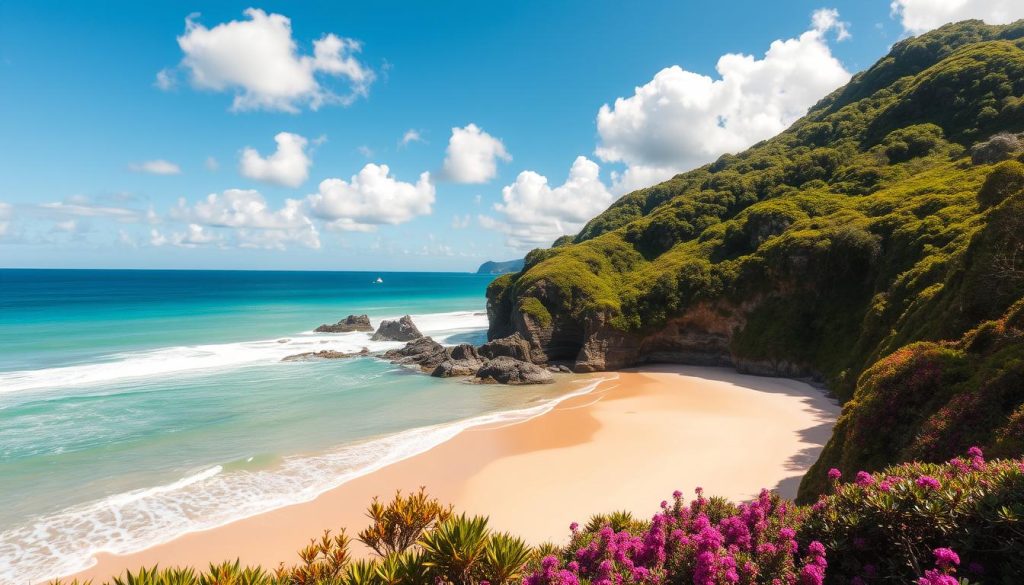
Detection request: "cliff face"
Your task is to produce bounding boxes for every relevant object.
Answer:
[486,20,1024,500]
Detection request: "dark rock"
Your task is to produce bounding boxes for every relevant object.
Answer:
[282,350,364,362]
[315,314,373,333]
[475,356,554,385]
[557,365,572,373]
[383,337,447,370]
[431,344,485,378]
[371,315,423,341]
[478,333,533,363]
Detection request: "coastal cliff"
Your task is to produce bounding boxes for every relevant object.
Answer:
[486,20,1024,500]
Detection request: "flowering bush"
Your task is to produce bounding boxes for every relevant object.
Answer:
[803,448,1024,582]
[524,488,828,585]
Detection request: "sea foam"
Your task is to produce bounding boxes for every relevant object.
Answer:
[0,375,609,585]
[0,311,487,395]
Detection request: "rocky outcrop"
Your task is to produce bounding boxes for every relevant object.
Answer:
[431,344,486,378]
[475,356,554,385]
[315,314,373,333]
[382,336,447,370]
[489,283,823,381]
[371,315,423,341]
[478,333,533,363]
[282,348,369,362]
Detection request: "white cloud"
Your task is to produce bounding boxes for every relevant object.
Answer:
[812,8,851,41]
[205,156,219,171]
[150,224,222,248]
[0,202,11,237]
[171,188,320,249]
[441,124,511,184]
[130,159,182,175]
[486,156,614,250]
[239,132,312,188]
[451,214,471,229]
[400,129,424,147]
[39,200,145,222]
[51,219,79,233]
[891,0,1024,34]
[154,68,176,90]
[307,164,435,232]
[171,8,373,112]
[357,145,374,158]
[595,11,851,193]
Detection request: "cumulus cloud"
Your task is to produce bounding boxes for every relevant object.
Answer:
[441,124,511,184]
[150,224,223,248]
[168,8,373,112]
[307,164,435,232]
[400,129,424,147]
[485,156,614,250]
[130,159,182,175]
[239,132,312,188]
[891,0,1024,34]
[171,188,320,249]
[595,10,852,193]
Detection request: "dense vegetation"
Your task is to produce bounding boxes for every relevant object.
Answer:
[487,20,1024,500]
[52,450,1024,584]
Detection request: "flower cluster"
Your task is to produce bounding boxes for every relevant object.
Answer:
[803,447,1024,583]
[523,489,827,585]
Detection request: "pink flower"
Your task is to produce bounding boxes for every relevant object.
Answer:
[827,468,842,481]
[966,446,983,459]
[932,547,960,570]
[916,475,941,490]
[855,471,874,487]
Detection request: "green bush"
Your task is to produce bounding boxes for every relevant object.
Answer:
[978,159,1024,206]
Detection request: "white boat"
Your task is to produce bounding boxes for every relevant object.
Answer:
[374,277,383,284]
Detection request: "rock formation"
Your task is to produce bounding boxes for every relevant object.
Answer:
[371,315,423,341]
[431,344,485,378]
[315,315,373,333]
[282,348,369,362]
[478,333,533,363]
[382,337,447,370]
[474,356,554,385]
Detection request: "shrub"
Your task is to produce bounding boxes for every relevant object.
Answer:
[357,487,452,557]
[803,449,1024,582]
[526,488,826,585]
[971,131,1023,164]
[978,159,1024,207]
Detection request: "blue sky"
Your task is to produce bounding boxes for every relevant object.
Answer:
[1,0,1021,271]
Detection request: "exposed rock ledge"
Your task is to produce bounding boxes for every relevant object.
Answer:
[283,348,370,362]
[488,285,824,385]
[372,315,423,341]
[315,315,373,333]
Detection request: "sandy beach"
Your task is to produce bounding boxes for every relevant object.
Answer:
[71,365,839,582]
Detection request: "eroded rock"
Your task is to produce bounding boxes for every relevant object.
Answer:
[475,356,554,385]
[371,315,423,341]
[315,314,373,333]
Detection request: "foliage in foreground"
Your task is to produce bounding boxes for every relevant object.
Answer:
[50,450,1024,585]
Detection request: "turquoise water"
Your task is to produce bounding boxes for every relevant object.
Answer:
[0,270,596,584]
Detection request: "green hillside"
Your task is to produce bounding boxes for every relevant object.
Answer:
[486,20,1024,500]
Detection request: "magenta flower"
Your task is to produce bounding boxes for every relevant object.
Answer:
[855,471,874,487]
[828,468,842,481]
[932,547,959,570]
[916,475,941,490]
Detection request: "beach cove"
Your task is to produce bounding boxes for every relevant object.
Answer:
[71,365,840,582]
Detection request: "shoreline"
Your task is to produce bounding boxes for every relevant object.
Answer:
[68,364,840,583]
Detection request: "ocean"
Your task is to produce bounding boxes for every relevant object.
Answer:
[0,269,598,584]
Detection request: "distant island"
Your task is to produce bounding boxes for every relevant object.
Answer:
[475,258,524,275]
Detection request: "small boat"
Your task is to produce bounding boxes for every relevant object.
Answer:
[374,277,383,284]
